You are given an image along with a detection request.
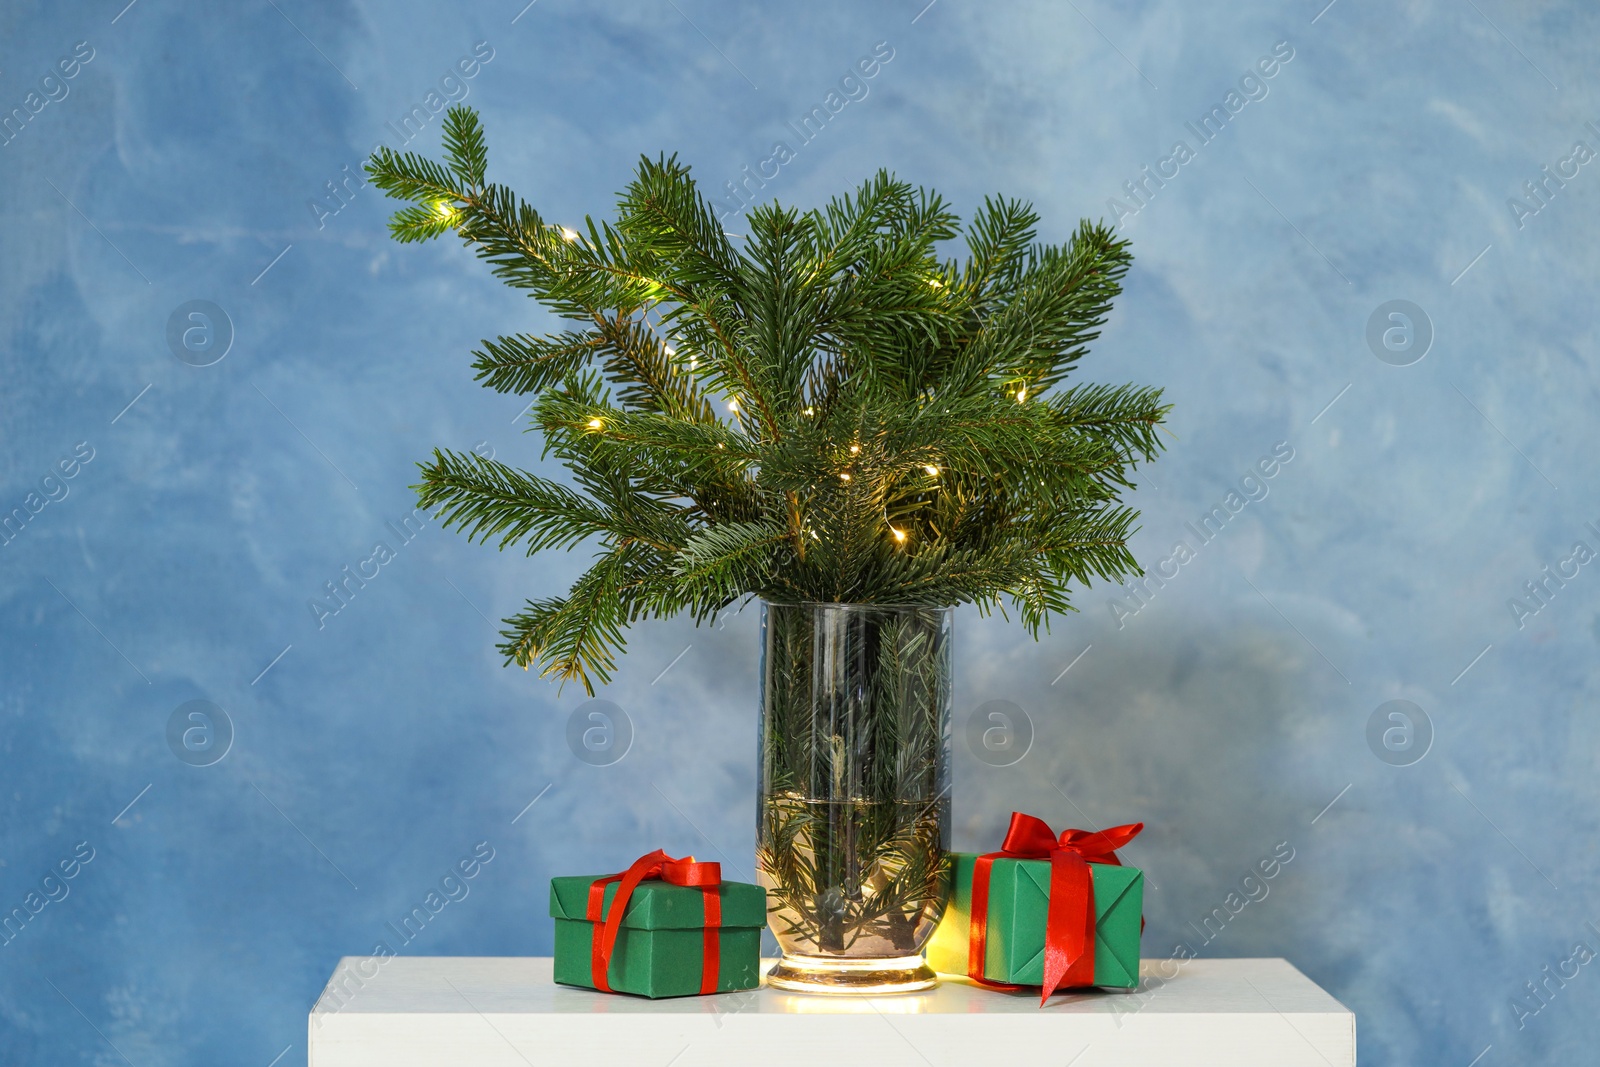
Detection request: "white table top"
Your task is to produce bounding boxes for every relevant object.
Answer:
[308,956,1354,1066]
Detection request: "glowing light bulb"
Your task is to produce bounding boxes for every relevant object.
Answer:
[560,226,579,242]
[924,465,940,476]
[891,527,907,542]
[587,418,603,430]
[803,407,815,417]
[849,444,860,455]
[840,473,852,482]
[1017,388,1028,403]
[727,398,740,413]
[928,278,943,289]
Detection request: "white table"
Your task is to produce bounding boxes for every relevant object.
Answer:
[308,956,1354,1066]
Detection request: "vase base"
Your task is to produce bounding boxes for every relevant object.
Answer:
[765,953,938,995]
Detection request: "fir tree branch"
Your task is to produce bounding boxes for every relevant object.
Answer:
[415,449,611,553]
[373,106,1170,691]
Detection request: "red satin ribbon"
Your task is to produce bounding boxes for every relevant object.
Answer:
[585,849,723,995]
[967,812,1143,1004]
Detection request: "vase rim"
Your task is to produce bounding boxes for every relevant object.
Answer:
[760,600,953,612]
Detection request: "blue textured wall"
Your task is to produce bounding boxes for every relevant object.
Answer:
[3,1,1596,1063]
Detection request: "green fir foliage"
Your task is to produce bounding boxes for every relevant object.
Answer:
[368,106,1169,694]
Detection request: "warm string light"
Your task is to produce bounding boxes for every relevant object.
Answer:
[727,398,740,413]
[890,527,907,543]
[923,465,940,476]
[849,444,861,455]
[586,418,604,430]
[839,473,851,482]
[664,341,696,370]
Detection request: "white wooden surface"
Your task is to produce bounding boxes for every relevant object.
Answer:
[308,956,1355,1066]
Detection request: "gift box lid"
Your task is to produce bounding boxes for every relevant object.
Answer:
[549,875,766,931]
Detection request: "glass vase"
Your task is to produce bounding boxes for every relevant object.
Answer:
[756,602,953,994]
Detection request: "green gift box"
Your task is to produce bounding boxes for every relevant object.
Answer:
[925,851,1144,989]
[550,874,766,998]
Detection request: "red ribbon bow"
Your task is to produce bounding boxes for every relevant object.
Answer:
[967,812,1143,1004]
[586,849,723,995]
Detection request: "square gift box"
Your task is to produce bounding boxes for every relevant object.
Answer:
[550,874,766,998]
[925,851,1144,989]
